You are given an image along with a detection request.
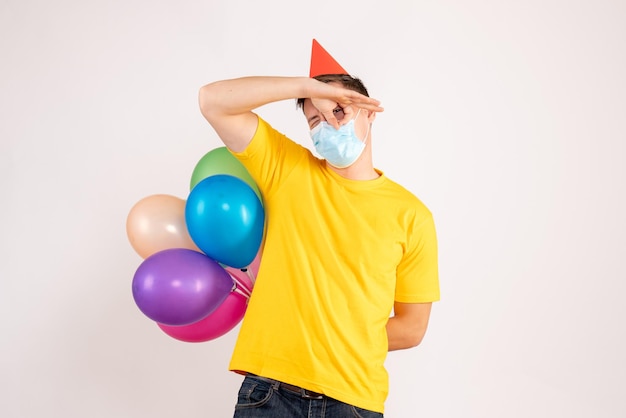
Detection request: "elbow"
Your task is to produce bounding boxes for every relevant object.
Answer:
[404,331,426,349]
[388,327,428,351]
[386,303,433,351]
[198,83,222,121]
[401,319,429,349]
[198,84,213,118]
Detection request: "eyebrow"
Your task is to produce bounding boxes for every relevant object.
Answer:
[307,115,320,124]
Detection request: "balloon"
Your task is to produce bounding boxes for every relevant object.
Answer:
[186,175,264,269]
[190,147,262,203]
[157,290,248,342]
[132,248,234,326]
[126,194,200,259]
[224,246,262,291]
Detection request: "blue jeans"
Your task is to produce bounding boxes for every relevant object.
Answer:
[233,375,383,418]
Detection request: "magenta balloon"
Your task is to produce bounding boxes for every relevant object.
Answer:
[132,248,234,326]
[157,291,248,342]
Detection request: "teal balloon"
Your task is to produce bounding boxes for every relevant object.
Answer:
[186,175,264,269]
[190,147,262,203]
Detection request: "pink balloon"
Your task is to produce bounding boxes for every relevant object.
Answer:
[224,247,262,292]
[157,290,248,342]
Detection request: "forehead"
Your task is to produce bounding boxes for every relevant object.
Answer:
[302,81,343,116]
[302,98,317,117]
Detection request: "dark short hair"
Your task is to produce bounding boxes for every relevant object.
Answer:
[296,74,369,110]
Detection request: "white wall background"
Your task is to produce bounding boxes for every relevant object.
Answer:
[1,0,625,417]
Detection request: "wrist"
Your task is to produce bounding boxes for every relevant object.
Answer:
[300,76,322,100]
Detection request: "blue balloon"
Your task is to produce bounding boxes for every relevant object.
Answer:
[185,174,264,268]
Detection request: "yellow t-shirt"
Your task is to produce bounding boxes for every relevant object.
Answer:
[229,116,439,413]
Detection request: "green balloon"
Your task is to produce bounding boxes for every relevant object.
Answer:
[190,147,262,203]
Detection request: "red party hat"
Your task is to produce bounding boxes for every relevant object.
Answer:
[309,39,347,77]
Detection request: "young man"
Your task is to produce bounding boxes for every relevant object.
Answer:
[198,40,440,417]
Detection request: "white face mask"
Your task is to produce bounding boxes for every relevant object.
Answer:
[309,109,370,168]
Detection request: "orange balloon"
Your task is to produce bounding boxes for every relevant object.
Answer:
[126,194,200,259]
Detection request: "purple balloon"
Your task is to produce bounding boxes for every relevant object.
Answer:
[132,248,234,326]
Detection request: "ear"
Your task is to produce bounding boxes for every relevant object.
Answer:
[365,109,377,124]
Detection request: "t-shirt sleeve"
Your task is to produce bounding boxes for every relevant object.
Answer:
[394,211,440,303]
[229,116,309,200]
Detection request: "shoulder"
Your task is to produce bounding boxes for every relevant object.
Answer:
[379,174,432,217]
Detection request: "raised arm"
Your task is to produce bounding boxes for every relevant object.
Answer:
[198,76,383,152]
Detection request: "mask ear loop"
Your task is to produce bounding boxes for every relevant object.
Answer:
[352,108,362,127]
[355,108,370,145]
[361,121,371,145]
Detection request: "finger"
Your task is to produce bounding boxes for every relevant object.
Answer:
[321,111,340,129]
[339,105,355,126]
[343,100,383,113]
[338,93,383,113]
[354,97,384,112]
[359,103,384,113]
